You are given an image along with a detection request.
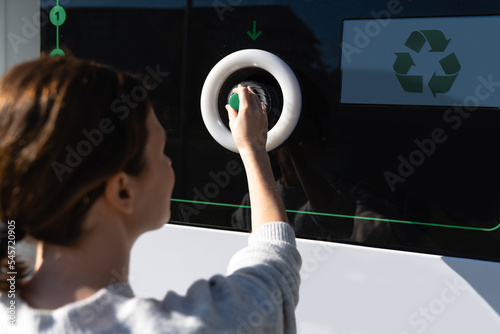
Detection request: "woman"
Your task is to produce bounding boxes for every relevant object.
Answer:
[0,56,301,333]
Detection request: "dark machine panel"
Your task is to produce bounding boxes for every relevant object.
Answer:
[41,0,500,262]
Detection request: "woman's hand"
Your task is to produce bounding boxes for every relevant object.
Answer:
[225,85,268,153]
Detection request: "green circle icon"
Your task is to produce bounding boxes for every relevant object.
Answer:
[50,6,66,26]
[50,48,66,57]
[229,93,240,110]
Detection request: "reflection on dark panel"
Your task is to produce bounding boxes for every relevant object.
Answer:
[41,1,500,262]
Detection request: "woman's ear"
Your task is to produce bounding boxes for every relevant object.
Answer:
[102,172,134,215]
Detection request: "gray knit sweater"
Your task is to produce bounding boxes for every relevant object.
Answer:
[0,222,302,333]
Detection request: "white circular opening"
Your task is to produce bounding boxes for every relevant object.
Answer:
[200,49,302,153]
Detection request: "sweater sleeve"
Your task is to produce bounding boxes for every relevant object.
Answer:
[160,222,302,334]
[229,222,302,332]
[228,221,301,302]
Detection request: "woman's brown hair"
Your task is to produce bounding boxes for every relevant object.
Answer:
[0,56,150,292]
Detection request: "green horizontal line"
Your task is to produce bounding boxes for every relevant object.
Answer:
[171,198,500,232]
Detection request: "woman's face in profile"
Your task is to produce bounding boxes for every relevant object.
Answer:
[133,108,175,231]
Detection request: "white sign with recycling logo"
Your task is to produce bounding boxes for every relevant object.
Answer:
[340,15,500,107]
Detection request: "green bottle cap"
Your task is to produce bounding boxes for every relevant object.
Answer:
[229,93,240,111]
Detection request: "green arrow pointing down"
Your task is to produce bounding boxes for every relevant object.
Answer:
[247,21,262,41]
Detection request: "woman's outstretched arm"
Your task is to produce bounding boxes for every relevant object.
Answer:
[226,85,288,230]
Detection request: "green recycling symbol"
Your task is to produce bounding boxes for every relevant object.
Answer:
[393,30,461,97]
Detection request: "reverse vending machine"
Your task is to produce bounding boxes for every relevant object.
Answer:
[2,0,500,332]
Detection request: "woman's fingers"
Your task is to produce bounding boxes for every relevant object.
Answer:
[232,85,261,111]
[226,84,268,152]
[225,104,237,122]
